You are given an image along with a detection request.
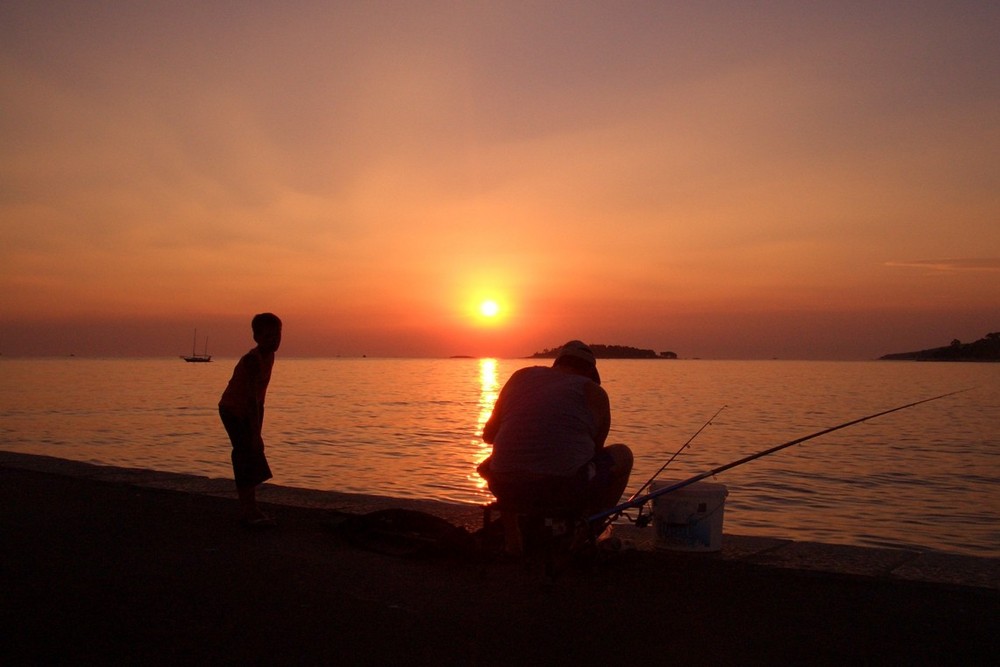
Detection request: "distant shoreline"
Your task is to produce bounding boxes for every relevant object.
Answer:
[879,332,999,362]
[529,343,678,360]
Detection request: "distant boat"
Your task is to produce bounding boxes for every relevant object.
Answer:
[181,329,212,363]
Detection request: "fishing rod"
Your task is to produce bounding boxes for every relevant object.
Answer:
[627,405,726,525]
[629,405,727,502]
[587,388,971,527]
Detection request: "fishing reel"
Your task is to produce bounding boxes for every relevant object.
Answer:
[614,506,653,528]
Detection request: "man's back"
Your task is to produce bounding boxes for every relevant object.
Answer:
[487,366,598,477]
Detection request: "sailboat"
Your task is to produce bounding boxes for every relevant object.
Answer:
[181,329,212,363]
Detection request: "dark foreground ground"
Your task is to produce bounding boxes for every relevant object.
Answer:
[1,459,997,666]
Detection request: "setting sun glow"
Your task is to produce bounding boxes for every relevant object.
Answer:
[479,300,500,318]
[0,3,997,360]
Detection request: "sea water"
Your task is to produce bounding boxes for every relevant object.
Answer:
[1,357,997,557]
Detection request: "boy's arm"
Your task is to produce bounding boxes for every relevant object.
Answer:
[245,352,265,440]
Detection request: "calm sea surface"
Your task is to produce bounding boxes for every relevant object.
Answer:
[1,358,997,557]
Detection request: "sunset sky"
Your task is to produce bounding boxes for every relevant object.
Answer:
[2,1,998,359]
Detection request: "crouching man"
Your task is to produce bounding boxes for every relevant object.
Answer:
[479,341,633,554]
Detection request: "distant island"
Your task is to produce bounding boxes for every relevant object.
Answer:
[879,331,1000,362]
[531,344,678,359]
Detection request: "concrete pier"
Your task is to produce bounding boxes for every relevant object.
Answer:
[2,450,996,665]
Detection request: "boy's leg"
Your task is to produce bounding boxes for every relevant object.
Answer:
[222,409,273,524]
[237,484,272,523]
[237,485,256,518]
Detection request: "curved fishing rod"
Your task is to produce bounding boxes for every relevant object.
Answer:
[587,388,971,527]
[627,405,725,529]
[627,405,726,525]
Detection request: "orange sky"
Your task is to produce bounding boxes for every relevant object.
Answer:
[2,2,998,359]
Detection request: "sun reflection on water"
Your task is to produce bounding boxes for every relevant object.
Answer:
[471,358,500,493]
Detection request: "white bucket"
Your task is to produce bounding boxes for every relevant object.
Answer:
[651,480,728,552]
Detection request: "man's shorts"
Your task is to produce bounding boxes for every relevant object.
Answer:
[219,408,273,488]
[486,449,615,515]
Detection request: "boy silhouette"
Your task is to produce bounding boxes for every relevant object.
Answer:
[218,313,282,526]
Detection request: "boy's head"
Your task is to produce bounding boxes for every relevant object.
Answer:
[251,312,282,351]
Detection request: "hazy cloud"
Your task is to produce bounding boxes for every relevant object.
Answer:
[885,259,1000,272]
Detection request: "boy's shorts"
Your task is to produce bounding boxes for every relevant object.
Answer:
[219,408,273,488]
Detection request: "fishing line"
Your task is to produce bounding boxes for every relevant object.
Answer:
[629,405,727,503]
[587,388,972,527]
[628,405,726,527]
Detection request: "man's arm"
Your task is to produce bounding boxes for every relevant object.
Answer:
[482,398,502,444]
[483,370,521,444]
[585,383,611,449]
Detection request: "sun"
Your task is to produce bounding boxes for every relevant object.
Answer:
[479,299,500,318]
[469,296,508,327]
[461,285,510,327]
